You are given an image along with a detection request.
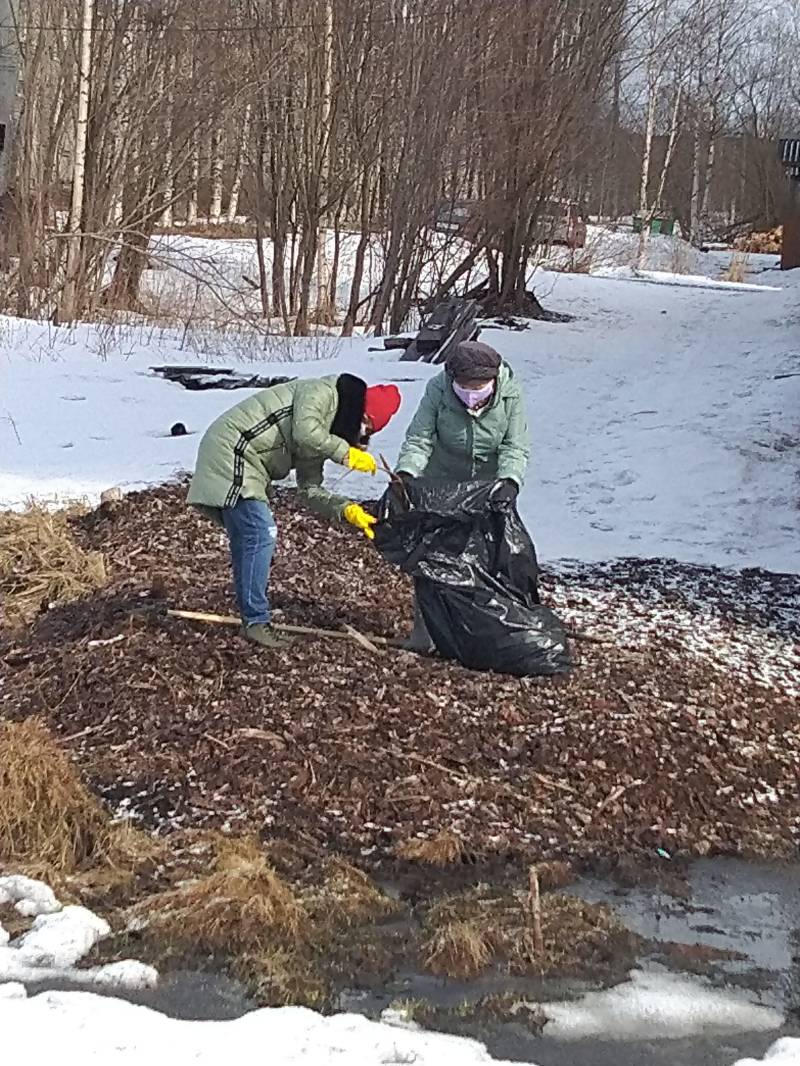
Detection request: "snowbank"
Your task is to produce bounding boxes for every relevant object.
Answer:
[0,987,518,1065]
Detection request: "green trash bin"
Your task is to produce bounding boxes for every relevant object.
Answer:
[633,216,675,236]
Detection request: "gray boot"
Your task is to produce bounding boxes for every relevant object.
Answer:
[402,601,435,654]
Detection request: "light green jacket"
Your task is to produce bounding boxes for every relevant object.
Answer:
[396,363,530,485]
[187,376,351,521]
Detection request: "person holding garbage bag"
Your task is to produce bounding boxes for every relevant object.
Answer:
[188,374,401,648]
[395,340,530,653]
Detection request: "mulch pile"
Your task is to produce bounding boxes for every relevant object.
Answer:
[0,484,797,869]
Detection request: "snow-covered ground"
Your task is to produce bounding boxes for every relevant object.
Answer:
[1,246,797,573]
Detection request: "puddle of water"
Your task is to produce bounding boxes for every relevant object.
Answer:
[572,857,799,1010]
[345,857,799,1065]
[23,969,255,1021]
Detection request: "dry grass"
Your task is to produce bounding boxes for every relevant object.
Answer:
[395,829,465,866]
[0,506,107,627]
[0,718,118,873]
[723,251,748,283]
[0,719,160,899]
[424,918,492,979]
[315,858,400,925]
[130,835,306,953]
[235,948,329,1009]
[421,885,634,980]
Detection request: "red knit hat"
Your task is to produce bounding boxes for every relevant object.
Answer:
[364,384,401,433]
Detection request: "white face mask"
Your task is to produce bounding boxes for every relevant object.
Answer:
[452,380,494,409]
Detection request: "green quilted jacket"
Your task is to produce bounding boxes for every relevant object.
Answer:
[396,363,530,486]
[187,376,352,521]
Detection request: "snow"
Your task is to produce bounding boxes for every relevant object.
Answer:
[539,969,784,1042]
[0,988,519,1065]
[0,982,26,999]
[590,265,781,291]
[13,907,111,969]
[1,249,798,574]
[90,961,159,991]
[0,877,157,993]
[733,1040,800,1066]
[0,875,61,917]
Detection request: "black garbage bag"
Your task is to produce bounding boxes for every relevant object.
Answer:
[375,479,571,677]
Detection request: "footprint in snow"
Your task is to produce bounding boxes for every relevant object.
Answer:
[614,470,638,487]
[61,395,87,402]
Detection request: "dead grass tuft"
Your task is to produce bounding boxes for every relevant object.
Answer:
[424,918,492,979]
[0,719,117,873]
[395,829,465,866]
[315,858,400,925]
[131,835,306,952]
[0,719,160,893]
[235,948,329,1009]
[421,885,635,980]
[0,506,107,627]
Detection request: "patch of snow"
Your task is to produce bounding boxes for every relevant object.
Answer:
[733,1039,800,1065]
[590,265,780,291]
[13,906,111,969]
[540,970,784,1042]
[91,960,159,991]
[0,924,8,948]
[0,989,520,1064]
[0,982,26,999]
[0,877,158,994]
[0,875,61,917]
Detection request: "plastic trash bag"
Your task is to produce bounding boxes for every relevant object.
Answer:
[375,479,571,677]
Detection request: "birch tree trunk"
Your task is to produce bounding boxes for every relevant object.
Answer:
[209,126,224,223]
[226,103,252,223]
[59,0,94,322]
[186,133,200,224]
[315,0,335,323]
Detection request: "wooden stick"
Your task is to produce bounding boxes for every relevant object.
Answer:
[166,608,393,648]
[529,865,544,956]
[343,623,383,654]
[379,452,411,507]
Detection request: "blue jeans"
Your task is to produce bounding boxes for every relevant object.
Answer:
[221,499,278,627]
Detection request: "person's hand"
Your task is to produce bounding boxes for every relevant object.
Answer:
[346,448,377,475]
[344,503,378,540]
[488,478,519,510]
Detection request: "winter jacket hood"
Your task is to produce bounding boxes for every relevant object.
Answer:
[396,361,530,486]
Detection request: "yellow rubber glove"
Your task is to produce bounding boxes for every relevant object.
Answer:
[346,448,377,476]
[344,503,377,540]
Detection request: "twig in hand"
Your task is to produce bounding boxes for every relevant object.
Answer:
[379,453,410,508]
